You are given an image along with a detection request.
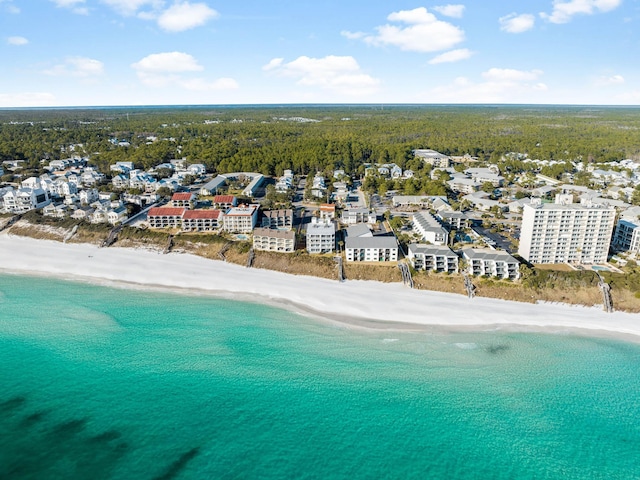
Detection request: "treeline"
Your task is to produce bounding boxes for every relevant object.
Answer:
[1,105,640,177]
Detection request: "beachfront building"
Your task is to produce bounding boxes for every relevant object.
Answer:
[2,187,50,213]
[147,207,185,229]
[261,209,293,229]
[518,197,616,264]
[407,244,459,273]
[344,225,398,262]
[612,218,640,254]
[253,227,296,253]
[182,209,223,232]
[306,218,335,254]
[412,211,448,245]
[222,204,259,234]
[171,192,196,209]
[462,248,520,280]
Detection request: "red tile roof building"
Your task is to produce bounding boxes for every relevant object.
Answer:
[147,207,185,229]
[213,195,237,210]
[182,209,223,232]
[171,192,196,209]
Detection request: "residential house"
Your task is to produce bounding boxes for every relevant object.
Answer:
[107,206,128,225]
[319,203,336,220]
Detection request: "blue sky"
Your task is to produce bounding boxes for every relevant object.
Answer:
[1,0,639,107]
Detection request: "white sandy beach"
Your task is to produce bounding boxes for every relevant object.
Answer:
[1,232,639,339]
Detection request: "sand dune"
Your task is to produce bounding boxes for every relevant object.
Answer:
[1,232,638,340]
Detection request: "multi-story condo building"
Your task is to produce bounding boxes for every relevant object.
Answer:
[518,198,615,264]
[147,207,185,229]
[222,204,259,233]
[212,195,237,210]
[171,192,196,209]
[306,219,335,254]
[261,209,293,229]
[412,211,448,245]
[462,248,520,280]
[612,217,640,254]
[407,244,459,273]
[253,227,296,253]
[182,209,223,232]
[344,225,398,262]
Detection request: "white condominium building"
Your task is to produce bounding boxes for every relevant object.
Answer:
[462,248,520,280]
[407,244,458,273]
[412,211,448,245]
[222,204,259,233]
[306,219,335,254]
[518,200,615,264]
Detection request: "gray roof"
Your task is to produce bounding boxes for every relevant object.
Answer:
[253,228,295,240]
[345,224,372,238]
[345,235,397,250]
[201,176,227,192]
[462,248,519,263]
[408,243,457,257]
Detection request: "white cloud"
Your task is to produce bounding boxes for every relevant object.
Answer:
[432,4,465,18]
[263,55,380,95]
[132,52,203,73]
[0,0,20,14]
[430,68,547,102]
[541,0,622,24]
[0,92,56,108]
[428,48,473,64]
[100,0,163,17]
[341,30,366,40]
[595,74,625,86]
[49,0,88,15]
[361,7,465,53]
[157,1,219,32]
[7,36,28,46]
[132,51,236,90]
[499,13,535,33]
[482,68,543,82]
[43,57,104,77]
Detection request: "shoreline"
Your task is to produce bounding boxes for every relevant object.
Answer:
[2,232,640,343]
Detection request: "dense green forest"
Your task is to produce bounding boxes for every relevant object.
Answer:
[1,105,639,178]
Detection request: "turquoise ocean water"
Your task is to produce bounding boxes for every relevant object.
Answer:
[1,273,640,479]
